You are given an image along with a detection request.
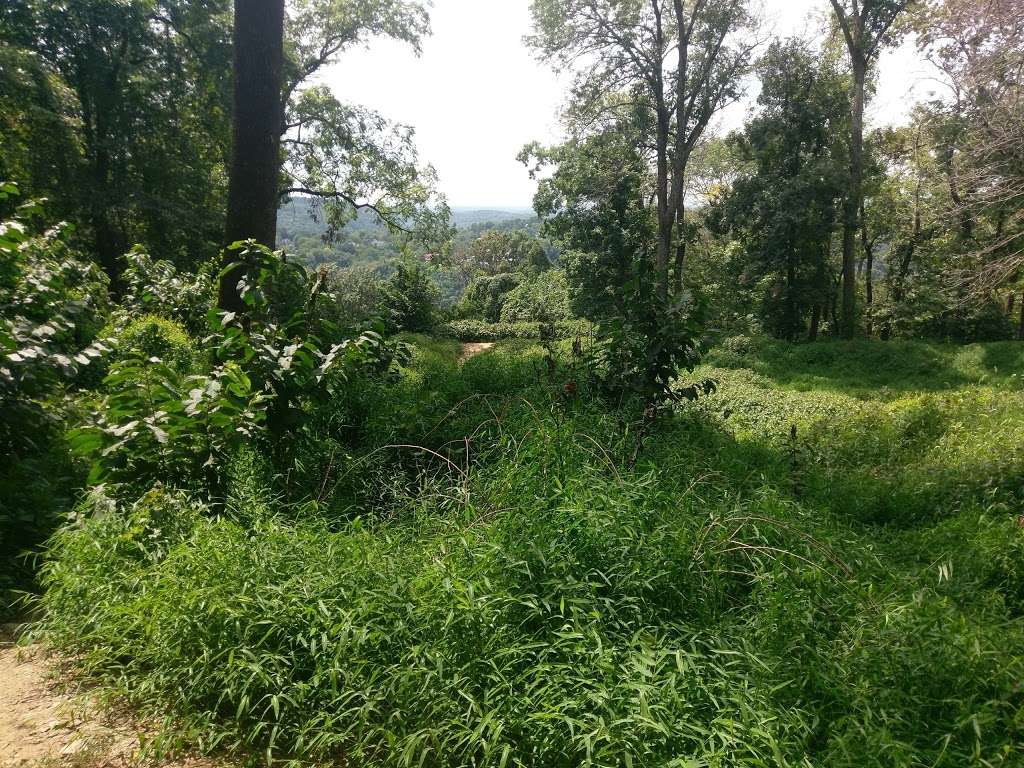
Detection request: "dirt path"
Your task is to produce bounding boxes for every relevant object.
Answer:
[459,342,494,362]
[0,627,217,768]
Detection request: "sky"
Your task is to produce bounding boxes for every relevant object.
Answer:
[320,0,941,209]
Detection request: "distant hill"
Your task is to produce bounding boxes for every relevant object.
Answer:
[277,198,535,241]
[449,207,536,227]
[276,198,542,277]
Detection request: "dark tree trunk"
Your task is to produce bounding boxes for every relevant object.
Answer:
[1019,292,1024,341]
[785,228,799,342]
[219,0,285,313]
[808,304,821,342]
[1008,293,1016,318]
[830,277,840,331]
[839,55,866,339]
[860,202,874,336]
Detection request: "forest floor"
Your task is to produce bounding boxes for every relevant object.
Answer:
[0,627,220,768]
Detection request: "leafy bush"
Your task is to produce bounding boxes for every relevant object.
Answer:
[110,314,195,373]
[587,290,708,407]
[36,339,1024,766]
[121,247,215,335]
[457,272,521,322]
[326,264,387,324]
[72,242,412,501]
[498,268,572,323]
[383,263,439,332]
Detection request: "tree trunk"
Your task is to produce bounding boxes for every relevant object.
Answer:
[220,0,285,313]
[1008,293,1016,318]
[860,201,874,336]
[655,105,672,301]
[839,55,865,339]
[1019,291,1024,341]
[808,304,821,341]
[860,202,873,307]
[670,0,689,295]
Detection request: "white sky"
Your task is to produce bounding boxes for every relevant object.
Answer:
[321,0,940,208]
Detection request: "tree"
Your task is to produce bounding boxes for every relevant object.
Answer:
[712,39,848,341]
[221,0,450,311]
[528,0,756,297]
[917,0,1024,293]
[220,0,285,313]
[280,0,449,254]
[464,231,550,277]
[382,262,438,332]
[668,0,758,291]
[1,0,233,281]
[829,0,914,337]
[0,43,78,211]
[521,127,654,322]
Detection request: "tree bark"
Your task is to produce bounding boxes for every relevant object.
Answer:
[808,304,821,342]
[1019,291,1024,341]
[220,0,285,313]
[839,55,865,339]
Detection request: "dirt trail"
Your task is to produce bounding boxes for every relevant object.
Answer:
[0,627,217,768]
[459,342,494,361]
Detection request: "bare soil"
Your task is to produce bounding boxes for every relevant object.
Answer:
[459,342,494,361]
[0,626,219,768]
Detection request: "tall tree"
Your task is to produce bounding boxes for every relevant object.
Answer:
[712,39,848,341]
[669,0,755,292]
[1,0,233,281]
[829,0,913,337]
[279,0,448,246]
[528,0,755,298]
[917,0,1024,292]
[220,0,285,313]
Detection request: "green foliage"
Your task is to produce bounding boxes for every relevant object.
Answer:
[523,129,707,406]
[36,338,1024,767]
[499,268,572,323]
[461,229,550,276]
[111,315,195,374]
[121,248,216,335]
[383,262,439,332]
[0,186,108,612]
[325,264,387,324]
[710,39,848,341]
[3,0,233,273]
[587,290,708,407]
[440,319,589,342]
[71,242,412,500]
[0,42,79,205]
[284,90,452,253]
[0,187,111,440]
[458,272,522,322]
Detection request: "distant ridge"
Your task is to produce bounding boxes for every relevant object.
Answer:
[278,198,536,238]
[448,207,536,228]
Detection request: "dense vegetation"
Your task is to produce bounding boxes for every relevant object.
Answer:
[1,0,1023,766]
[34,338,1024,766]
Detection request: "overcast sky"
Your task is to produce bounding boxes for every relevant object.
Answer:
[320,0,940,208]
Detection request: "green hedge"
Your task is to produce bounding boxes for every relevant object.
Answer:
[439,319,591,342]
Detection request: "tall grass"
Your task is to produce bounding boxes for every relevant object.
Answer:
[34,338,1024,766]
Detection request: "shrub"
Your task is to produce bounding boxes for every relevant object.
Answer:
[383,263,439,332]
[457,272,521,322]
[72,243,412,501]
[326,264,387,324]
[111,314,195,373]
[121,247,215,335]
[499,268,572,323]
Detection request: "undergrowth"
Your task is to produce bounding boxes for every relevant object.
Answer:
[33,337,1024,767]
